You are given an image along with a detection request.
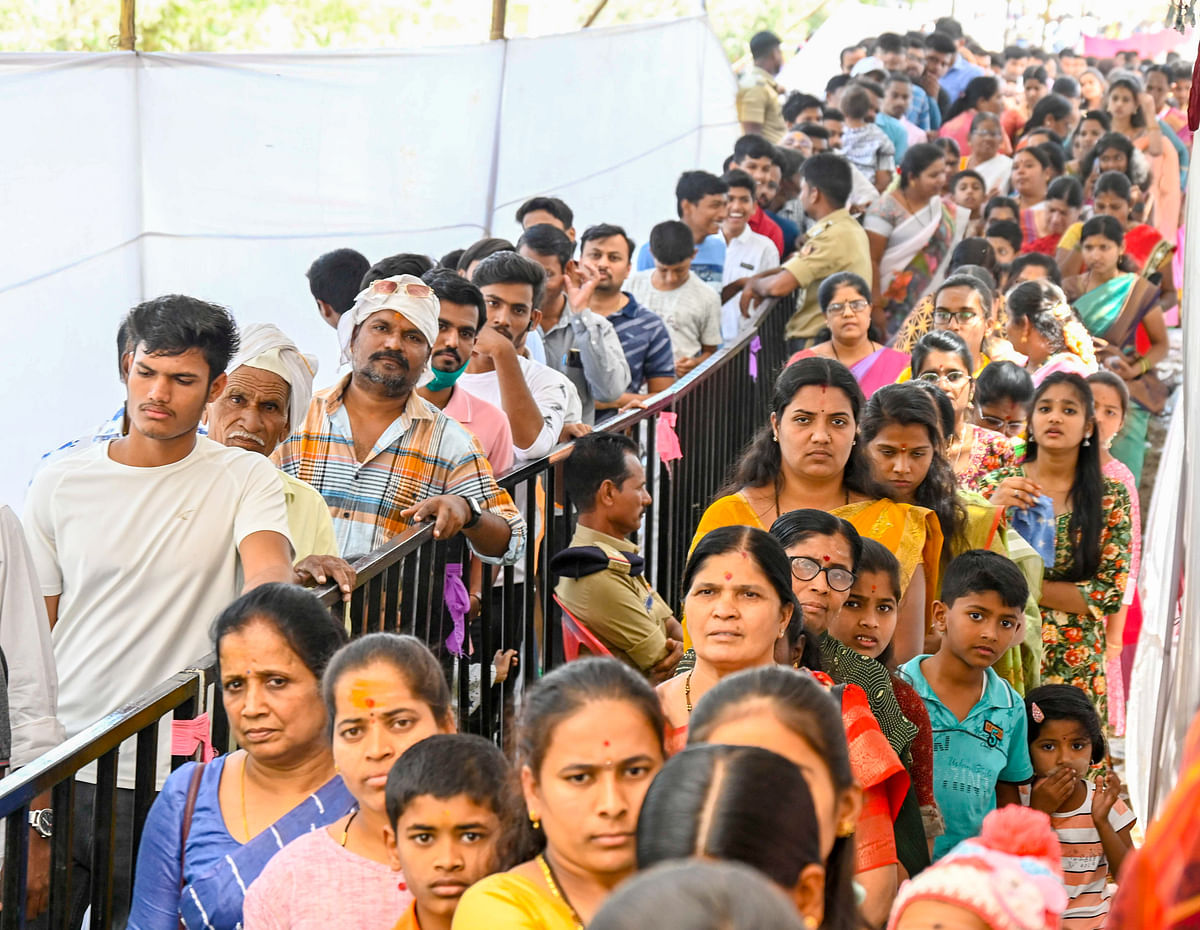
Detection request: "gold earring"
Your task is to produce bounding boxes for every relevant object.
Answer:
[836,820,855,837]
[529,812,541,830]
[803,917,818,930]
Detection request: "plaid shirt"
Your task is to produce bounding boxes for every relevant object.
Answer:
[276,374,525,563]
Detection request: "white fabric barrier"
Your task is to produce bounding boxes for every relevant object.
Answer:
[0,17,736,508]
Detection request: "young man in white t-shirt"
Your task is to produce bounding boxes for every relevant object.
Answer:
[23,296,296,926]
[627,220,722,376]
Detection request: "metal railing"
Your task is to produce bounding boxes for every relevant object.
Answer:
[0,292,795,927]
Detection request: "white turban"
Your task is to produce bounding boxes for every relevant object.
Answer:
[227,322,318,434]
[337,275,440,382]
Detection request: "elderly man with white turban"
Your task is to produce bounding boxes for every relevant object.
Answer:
[205,323,357,598]
[275,275,526,563]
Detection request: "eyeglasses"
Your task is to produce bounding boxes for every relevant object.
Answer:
[825,299,871,316]
[933,308,980,325]
[789,556,856,592]
[917,370,971,387]
[372,280,433,298]
[978,415,1027,437]
[971,129,1003,138]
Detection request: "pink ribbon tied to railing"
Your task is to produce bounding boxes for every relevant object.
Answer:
[749,336,762,381]
[656,412,683,475]
[443,563,471,657]
[170,713,215,762]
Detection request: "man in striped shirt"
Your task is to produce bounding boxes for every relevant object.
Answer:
[276,276,525,563]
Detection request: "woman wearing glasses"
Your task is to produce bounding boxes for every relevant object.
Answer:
[962,112,1013,196]
[910,330,1019,490]
[786,272,909,399]
[691,357,942,664]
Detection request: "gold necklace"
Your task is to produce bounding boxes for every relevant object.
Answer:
[685,670,694,713]
[537,854,584,930]
[341,809,359,848]
[240,756,251,842]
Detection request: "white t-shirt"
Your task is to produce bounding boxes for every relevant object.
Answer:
[626,270,723,360]
[24,437,292,787]
[720,227,780,340]
[459,355,579,463]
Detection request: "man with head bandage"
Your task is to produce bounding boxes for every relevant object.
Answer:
[276,275,526,564]
[206,323,357,599]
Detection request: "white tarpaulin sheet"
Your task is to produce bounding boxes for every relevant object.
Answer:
[0,16,736,508]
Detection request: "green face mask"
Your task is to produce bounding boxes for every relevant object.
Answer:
[426,358,470,392]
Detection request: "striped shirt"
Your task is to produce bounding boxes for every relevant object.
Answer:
[276,374,525,563]
[1020,780,1135,928]
[604,291,677,392]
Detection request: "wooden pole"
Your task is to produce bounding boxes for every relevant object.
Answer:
[118,0,136,50]
[582,0,610,28]
[490,0,507,40]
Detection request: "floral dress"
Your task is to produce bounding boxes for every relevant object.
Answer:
[955,425,1020,492]
[978,465,1132,725]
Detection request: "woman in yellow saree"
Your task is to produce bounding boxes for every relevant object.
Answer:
[691,357,942,664]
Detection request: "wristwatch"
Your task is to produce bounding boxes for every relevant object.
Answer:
[461,496,483,530]
[29,808,53,839]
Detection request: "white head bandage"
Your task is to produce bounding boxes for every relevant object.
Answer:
[337,275,440,381]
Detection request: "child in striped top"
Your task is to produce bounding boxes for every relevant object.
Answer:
[1022,685,1136,929]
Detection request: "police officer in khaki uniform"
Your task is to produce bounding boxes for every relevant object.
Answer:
[551,433,683,682]
[737,31,788,144]
[740,153,873,353]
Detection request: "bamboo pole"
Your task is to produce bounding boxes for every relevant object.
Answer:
[118,0,136,50]
[582,0,610,28]
[490,0,507,40]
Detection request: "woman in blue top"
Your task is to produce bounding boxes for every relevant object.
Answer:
[128,583,353,930]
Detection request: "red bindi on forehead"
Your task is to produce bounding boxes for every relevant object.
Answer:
[724,572,733,580]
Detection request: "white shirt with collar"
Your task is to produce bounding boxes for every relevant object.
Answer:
[720,225,779,340]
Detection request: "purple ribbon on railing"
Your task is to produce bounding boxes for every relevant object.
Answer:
[656,411,683,474]
[170,714,215,762]
[443,563,471,656]
[749,336,762,381]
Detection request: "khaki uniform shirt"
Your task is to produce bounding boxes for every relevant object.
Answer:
[553,525,674,672]
[736,66,787,143]
[782,208,873,339]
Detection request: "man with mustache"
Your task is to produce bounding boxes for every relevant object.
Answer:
[205,322,356,596]
[276,275,525,564]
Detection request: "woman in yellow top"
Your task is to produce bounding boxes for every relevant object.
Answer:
[452,660,665,930]
[691,356,942,664]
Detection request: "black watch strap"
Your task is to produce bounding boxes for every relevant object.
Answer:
[461,496,483,529]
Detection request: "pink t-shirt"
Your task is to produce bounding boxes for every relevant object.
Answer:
[242,825,412,930]
[444,387,515,477]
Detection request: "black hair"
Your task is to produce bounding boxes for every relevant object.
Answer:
[649,220,698,266]
[1087,369,1130,420]
[769,508,864,571]
[912,327,975,380]
[1008,252,1063,286]
[975,360,1035,409]
[826,73,852,98]
[384,733,524,871]
[839,46,859,67]
[725,356,873,497]
[1003,45,1026,62]
[1033,140,1066,176]
[885,71,912,86]
[840,85,872,120]
[322,633,453,731]
[911,377,957,442]
[749,30,782,60]
[1024,64,1049,85]
[516,222,574,272]
[945,74,1001,122]
[592,861,808,930]
[517,657,664,778]
[361,253,435,290]
[1046,175,1084,209]
[774,144,804,181]
[1080,132,1147,190]
[1052,76,1080,98]
[796,122,831,141]
[306,248,371,317]
[1107,76,1148,128]
[637,744,823,888]
[1005,279,1084,357]
[986,219,1023,253]
[822,106,845,122]
[470,250,547,312]
[953,263,998,293]
[1078,108,1112,133]
[983,195,1020,222]
[856,537,902,603]
[817,271,871,312]
[800,153,853,209]
[859,383,968,550]
[1081,213,1124,247]
[722,168,756,196]
[1093,169,1133,203]
[936,271,995,318]
[904,32,926,50]
[951,168,986,191]
[515,195,574,229]
[456,237,516,272]
[212,583,348,684]
[1027,93,1075,133]
[580,222,636,261]
[934,16,963,38]
[949,239,997,275]
[125,294,239,385]
[875,31,904,54]
[940,548,1029,609]
[931,138,961,169]
[421,267,487,330]
[733,134,777,163]
[563,431,640,512]
[684,526,800,631]
[783,92,824,124]
[1024,684,1106,764]
[902,141,945,190]
[439,248,465,270]
[853,78,886,100]
[925,31,957,56]
[688,667,858,930]
[1025,372,1104,579]
[676,170,730,217]
[116,315,133,380]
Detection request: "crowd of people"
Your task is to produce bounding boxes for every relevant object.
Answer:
[1,11,1195,930]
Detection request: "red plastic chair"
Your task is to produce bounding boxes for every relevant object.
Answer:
[553,594,614,661]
